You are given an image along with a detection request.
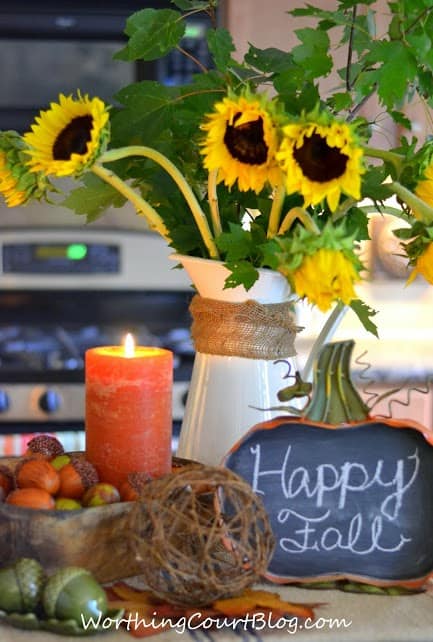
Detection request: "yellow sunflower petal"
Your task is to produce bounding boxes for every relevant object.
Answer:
[277,118,364,212]
[0,153,27,206]
[24,93,110,178]
[200,92,283,194]
[408,242,433,285]
[0,132,51,207]
[293,248,360,312]
[414,164,433,218]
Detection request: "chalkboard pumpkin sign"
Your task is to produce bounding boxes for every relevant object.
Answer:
[223,340,433,587]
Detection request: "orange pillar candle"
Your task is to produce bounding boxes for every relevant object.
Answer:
[85,334,173,488]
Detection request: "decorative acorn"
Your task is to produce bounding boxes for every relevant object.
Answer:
[0,558,46,613]
[57,458,99,500]
[25,434,64,460]
[42,567,108,624]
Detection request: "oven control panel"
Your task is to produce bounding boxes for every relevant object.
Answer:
[0,228,191,290]
[3,242,120,274]
[0,381,189,423]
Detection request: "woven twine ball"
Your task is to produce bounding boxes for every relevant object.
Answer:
[128,465,275,606]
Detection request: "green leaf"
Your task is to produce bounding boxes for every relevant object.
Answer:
[365,40,417,108]
[326,91,353,112]
[168,223,204,254]
[223,260,260,290]
[389,110,412,130]
[111,81,178,147]
[171,0,212,9]
[361,165,393,201]
[260,238,281,270]
[206,28,236,72]
[114,81,177,117]
[344,207,370,241]
[272,67,306,100]
[292,28,332,80]
[115,9,185,61]
[406,31,431,59]
[350,299,379,337]
[216,223,255,262]
[61,175,126,222]
[339,0,376,7]
[244,45,294,73]
[297,83,322,112]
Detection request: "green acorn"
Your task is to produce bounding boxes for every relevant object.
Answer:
[42,567,107,624]
[0,557,46,613]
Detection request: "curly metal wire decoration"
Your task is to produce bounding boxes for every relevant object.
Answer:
[355,349,432,419]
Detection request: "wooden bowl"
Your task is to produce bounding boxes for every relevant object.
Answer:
[0,454,193,583]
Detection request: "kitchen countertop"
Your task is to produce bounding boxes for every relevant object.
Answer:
[0,584,432,641]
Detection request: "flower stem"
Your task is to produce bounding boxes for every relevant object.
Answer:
[332,197,356,222]
[278,207,320,236]
[91,163,171,242]
[359,203,412,223]
[99,146,220,259]
[301,301,348,383]
[207,169,223,237]
[389,181,433,224]
[363,146,404,171]
[267,183,286,238]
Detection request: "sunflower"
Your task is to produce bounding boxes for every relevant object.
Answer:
[292,248,360,312]
[24,93,110,177]
[407,242,433,285]
[0,152,27,207]
[200,91,283,193]
[0,131,51,207]
[277,115,364,212]
[414,163,433,217]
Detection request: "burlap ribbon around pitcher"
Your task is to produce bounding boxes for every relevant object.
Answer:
[189,294,301,360]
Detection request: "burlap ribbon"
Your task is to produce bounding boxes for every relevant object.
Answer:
[189,294,300,360]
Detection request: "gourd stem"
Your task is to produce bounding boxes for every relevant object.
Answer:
[303,340,370,424]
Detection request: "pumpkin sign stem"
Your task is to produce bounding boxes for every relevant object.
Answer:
[303,340,370,424]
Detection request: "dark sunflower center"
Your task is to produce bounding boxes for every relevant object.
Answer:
[52,115,93,160]
[293,132,348,182]
[223,113,268,165]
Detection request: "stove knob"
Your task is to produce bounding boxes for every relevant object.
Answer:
[39,390,61,414]
[0,390,10,413]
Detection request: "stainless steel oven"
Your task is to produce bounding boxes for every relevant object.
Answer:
[0,227,193,455]
[0,0,218,132]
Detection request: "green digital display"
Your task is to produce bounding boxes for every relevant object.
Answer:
[66,243,88,260]
[185,24,204,39]
[3,241,119,274]
[34,243,88,261]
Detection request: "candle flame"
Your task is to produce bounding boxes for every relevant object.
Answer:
[123,333,135,358]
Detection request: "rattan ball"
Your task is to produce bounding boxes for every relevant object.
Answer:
[128,465,275,606]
